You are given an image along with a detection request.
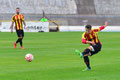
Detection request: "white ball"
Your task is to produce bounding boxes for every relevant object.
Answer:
[25,54,34,62]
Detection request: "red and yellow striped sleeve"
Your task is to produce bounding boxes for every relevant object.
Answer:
[92,26,105,32]
[21,14,24,21]
[82,32,87,44]
[12,15,15,22]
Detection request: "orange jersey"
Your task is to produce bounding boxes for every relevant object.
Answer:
[82,26,105,44]
[12,14,24,30]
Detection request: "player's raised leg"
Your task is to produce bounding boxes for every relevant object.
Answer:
[75,49,83,58]
[75,46,92,71]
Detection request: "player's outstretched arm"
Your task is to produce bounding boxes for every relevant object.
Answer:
[93,21,108,32]
[104,21,108,28]
[99,21,108,31]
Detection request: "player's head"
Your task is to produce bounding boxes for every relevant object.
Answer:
[85,25,92,34]
[16,7,20,15]
[43,17,46,18]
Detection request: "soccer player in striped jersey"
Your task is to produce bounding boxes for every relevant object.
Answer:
[11,7,27,49]
[75,21,108,71]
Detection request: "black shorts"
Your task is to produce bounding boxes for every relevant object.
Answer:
[90,43,102,56]
[16,30,24,37]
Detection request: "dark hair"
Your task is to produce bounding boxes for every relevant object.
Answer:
[85,25,92,30]
[16,7,20,10]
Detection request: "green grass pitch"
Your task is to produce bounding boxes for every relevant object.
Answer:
[0,32,120,80]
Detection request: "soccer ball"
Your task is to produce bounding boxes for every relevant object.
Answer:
[25,54,34,62]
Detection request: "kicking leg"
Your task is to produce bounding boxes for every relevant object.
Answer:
[82,46,92,56]
[75,46,92,57]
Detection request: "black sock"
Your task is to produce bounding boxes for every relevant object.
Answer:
[84,56,91,69]
[16,39,20,44]
[82,48,91,56]
[19,39,23,47]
